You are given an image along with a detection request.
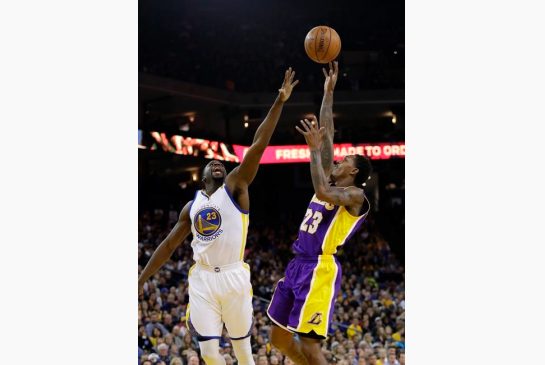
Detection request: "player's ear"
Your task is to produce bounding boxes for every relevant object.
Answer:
[350,167,359,177]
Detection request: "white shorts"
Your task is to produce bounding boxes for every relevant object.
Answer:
[186,261,254,341]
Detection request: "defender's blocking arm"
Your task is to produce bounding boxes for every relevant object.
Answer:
[227,68,299,188]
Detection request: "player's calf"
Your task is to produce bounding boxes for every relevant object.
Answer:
[300,337,327,365]
[270,326,309,365]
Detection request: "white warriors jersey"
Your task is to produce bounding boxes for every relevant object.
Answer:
[189,184,249,267]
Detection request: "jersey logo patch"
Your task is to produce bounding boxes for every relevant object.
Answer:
[307,312,323,325]
[194,207,222,236]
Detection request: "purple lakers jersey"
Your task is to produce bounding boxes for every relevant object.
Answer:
[293,194,370,256]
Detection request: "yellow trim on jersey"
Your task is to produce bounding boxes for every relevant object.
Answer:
[188,263,196,277]
[185,264,196,329]
[185,303,190,328]
[239,213,249,260]
[321,206,364,254]
[295,255,338,337]
[242,262,252,296]
[310,195,336,211]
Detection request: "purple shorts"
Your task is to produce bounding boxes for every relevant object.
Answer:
[267,255,342,339]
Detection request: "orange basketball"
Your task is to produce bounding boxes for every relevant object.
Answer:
[304,26,341,64]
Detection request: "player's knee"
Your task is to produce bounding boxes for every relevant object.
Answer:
[270,327,292,352]
[231,338,255,365]
[300,338,322,359]
[200,343,223,365]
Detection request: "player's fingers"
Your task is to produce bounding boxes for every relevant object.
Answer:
[303,119,314,130]
[295,125,306,135]
[289,70,295,82]
[291,80,300,88]
[323,68,328,78]
[300,119,311,132]
[334,61,339,74]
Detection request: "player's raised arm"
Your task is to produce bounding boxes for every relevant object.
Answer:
[319,61,338,177]
[138,201,193,293]
[226,68,299,188]
[296,118,364,207]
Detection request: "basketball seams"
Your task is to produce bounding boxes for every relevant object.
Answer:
[314,28,321,62]
[322,27,332,63]
[305,26,341,64]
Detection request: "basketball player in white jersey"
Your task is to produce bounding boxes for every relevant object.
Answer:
[138,68,299,365]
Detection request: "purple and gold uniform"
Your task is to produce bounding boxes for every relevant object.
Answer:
[267,193,369,338]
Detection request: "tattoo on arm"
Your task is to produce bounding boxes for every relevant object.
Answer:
[309,149,329,197]
[320,92,334,174]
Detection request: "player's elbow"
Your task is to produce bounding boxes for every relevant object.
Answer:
[315,189,330,202]
[250,142,266,154]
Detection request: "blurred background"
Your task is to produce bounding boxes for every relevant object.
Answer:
[139,0,404,364]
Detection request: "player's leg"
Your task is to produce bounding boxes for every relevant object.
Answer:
[286,257,341,364]
[230,337,254,365]
[270,325,309,365]
[188,267,225,365]
[299,336,327,365]
[267,272,308,365]
[199,339,226,365]
[220,265,255,365]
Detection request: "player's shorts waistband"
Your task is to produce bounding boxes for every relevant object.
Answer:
[196,261,248,273]
[293,254,337,263]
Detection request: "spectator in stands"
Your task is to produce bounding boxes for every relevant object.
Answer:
[187,353,200,365]
[146,311,169,337]
[384,351,399,365]
[171,325,184,348]
[347,317,363,339]
[140,325,154,352]
[157,343,171,364]
[138,211,404,364]
[169,344,180,360]
[150,327,163,348]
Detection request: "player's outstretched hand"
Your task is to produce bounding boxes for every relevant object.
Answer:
[323,61,339,92]
[295,115,325,150]
[278,67,299,102]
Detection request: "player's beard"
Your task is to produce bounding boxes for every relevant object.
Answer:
[211,172,225,183]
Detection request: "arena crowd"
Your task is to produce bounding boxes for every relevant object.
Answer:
[138,207,405,365]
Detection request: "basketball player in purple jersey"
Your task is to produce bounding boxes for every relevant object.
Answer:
[268,62,372,365]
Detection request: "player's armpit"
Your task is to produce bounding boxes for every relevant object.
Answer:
[225,143,263,188]
[316,186,364,208]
